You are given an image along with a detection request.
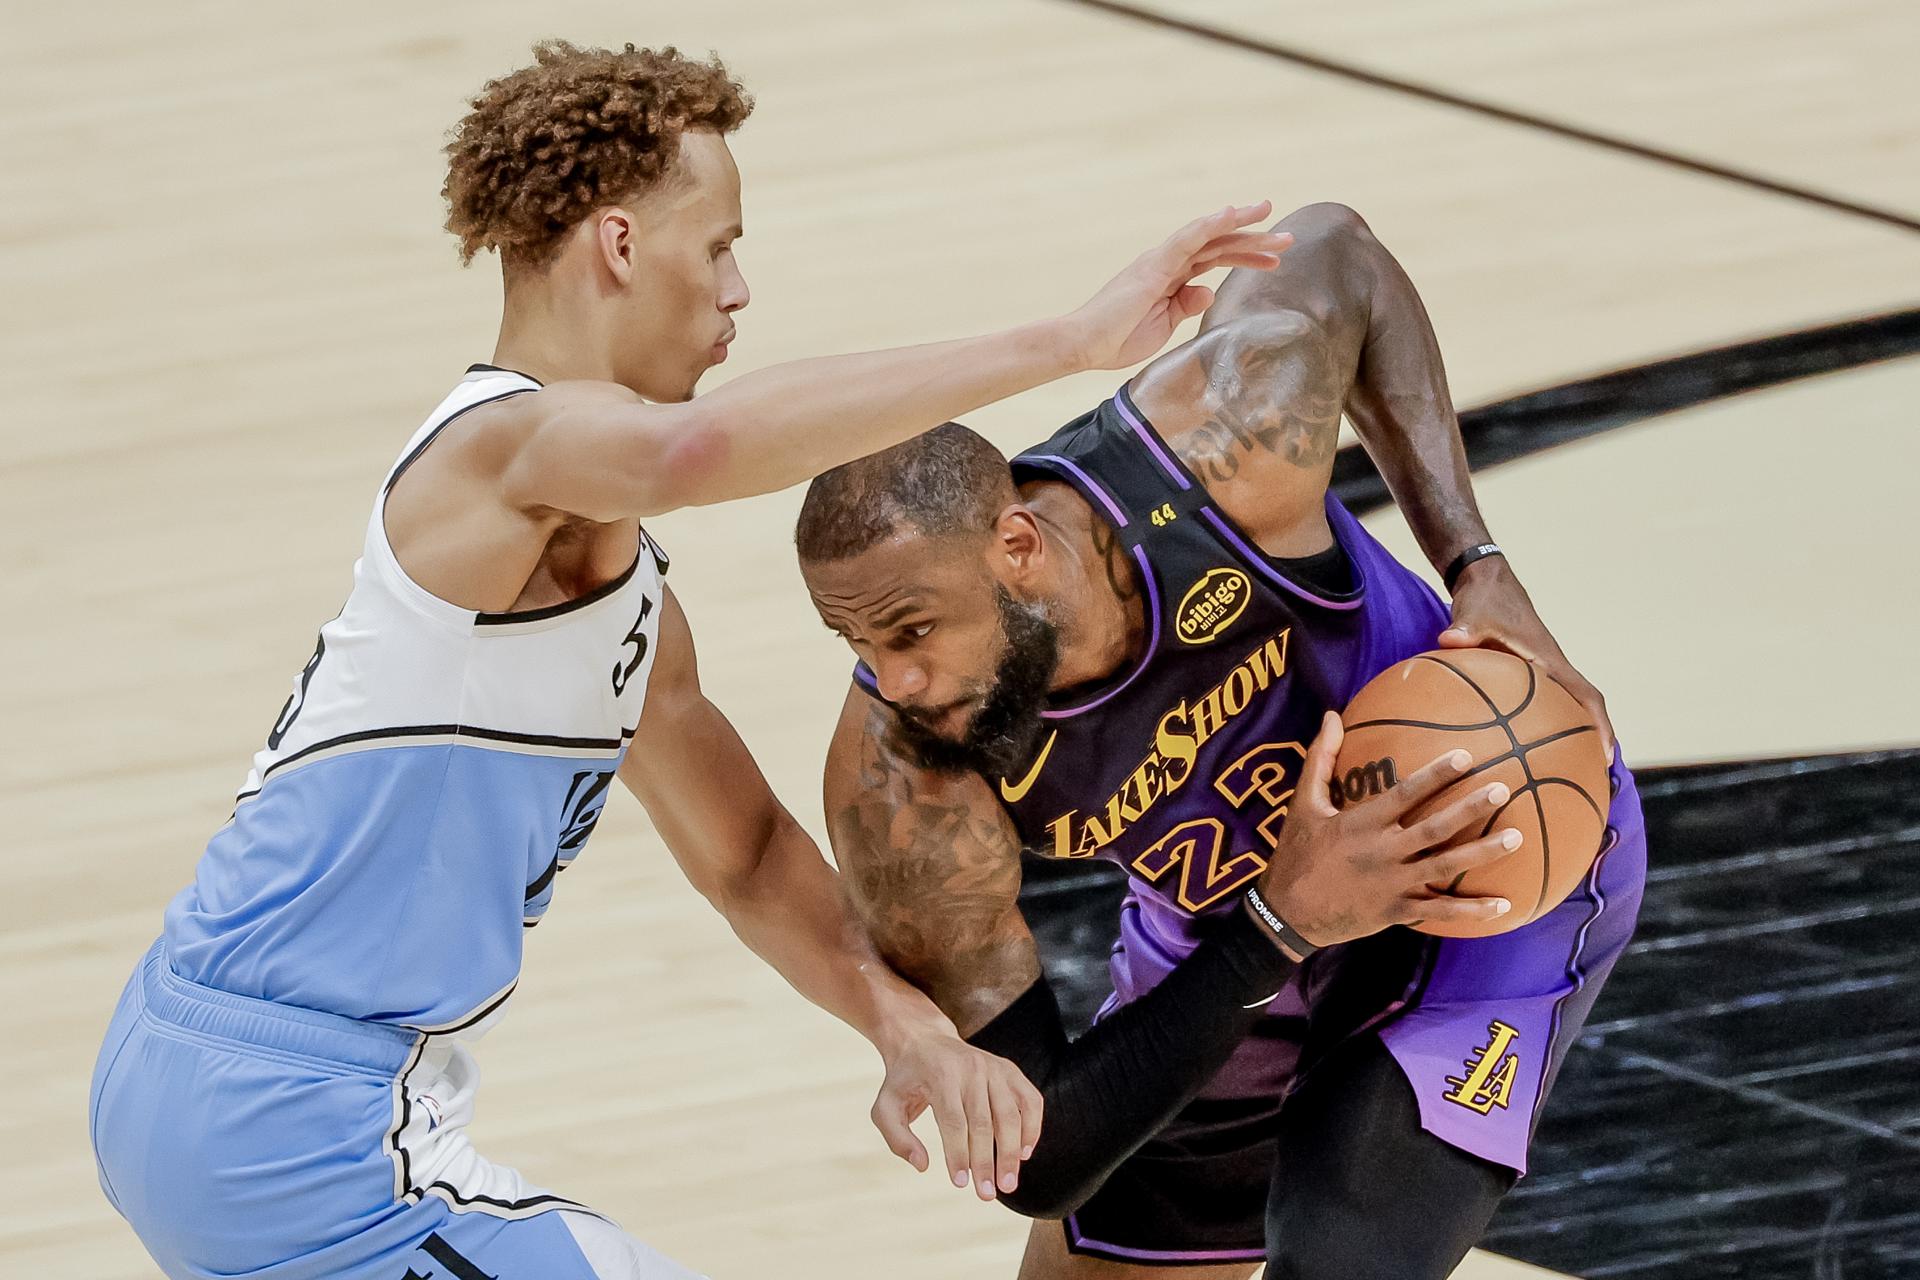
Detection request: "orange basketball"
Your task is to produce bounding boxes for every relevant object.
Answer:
[1331,648,1610,938]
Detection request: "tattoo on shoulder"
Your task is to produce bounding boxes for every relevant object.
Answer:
[1174,328,1344,485]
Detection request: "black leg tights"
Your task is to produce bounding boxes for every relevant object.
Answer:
[1264,1037,1516,1280]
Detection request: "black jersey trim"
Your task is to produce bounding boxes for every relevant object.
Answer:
[1042,541,1165,719]
[245,723,627,793]
[423,1183,583,1214]
[388,1037,428,1202]
[1530,819,1623,1137]
[1020,450,1136,531]
[524,854,559,902]
[415,982,518,1037]
[1113,384,1367,610]
[465,362,546,385]
[474,547,640,625]
[384,385,538,496]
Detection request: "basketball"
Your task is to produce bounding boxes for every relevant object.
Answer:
[1332,648,1611,938]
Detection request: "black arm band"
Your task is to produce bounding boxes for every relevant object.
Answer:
[1243,885,1320,959]
[1442,542,1503,592]
[966,906,1296,1219]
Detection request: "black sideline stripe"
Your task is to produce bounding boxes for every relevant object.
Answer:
[1054,0,1920,236]
[1334,309,1920,516]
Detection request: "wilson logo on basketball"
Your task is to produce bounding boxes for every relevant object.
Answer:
[1176,568,1250,645]
[1329,756,1399,808]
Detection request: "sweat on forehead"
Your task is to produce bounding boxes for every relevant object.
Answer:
[794,422,1016,564]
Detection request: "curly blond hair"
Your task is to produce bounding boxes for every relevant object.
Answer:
[443,41,753,269]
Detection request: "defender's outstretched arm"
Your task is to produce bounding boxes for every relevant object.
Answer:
[501,205,1291,521]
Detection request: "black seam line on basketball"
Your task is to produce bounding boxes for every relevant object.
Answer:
[1471,793,1524,844]
[1345,713,1501,734]
[424,1182,584,1212]
[259,724,625,782]
[384,386,538,495]
[1450,724,1601,789]
[1468,774,1597,846]
[1430,655,1547,912]
[1532,776,1606,824]
[524,854,560,902]
[474,550,640,625]
[1526,778,1551,921]
[1412,652,1541,725]
[1332,309,1920,518]
[1050,0,1920,236]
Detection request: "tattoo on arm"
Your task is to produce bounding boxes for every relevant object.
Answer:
[1087,512,1139,604]
[830,704,1041,1036]
[1172,320,1349,486]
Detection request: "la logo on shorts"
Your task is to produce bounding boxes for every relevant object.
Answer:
[1443,1020,1521,1114]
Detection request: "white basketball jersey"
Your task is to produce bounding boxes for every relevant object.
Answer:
[164,366,667,1034]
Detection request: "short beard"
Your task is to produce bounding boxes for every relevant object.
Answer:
[890,587,1060,778]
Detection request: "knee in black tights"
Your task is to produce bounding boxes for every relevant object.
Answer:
[1263,1038,1515,1280]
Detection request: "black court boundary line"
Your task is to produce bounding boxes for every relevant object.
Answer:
[1333,306,1920,516]
[1054,0,1920,236]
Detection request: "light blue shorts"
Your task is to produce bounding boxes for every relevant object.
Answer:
[90,943,697,1279]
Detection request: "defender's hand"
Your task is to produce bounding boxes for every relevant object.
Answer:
[1067,203,1292,371]
[870,1016,1043,1201]
[1440,556,1615,761]
[1253,712,1521,948]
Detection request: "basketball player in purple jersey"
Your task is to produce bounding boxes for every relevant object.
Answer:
[87,42,1297,1280]
[797,202,1647,1278]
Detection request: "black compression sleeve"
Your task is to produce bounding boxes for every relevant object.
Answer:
[966,905,1295,1218]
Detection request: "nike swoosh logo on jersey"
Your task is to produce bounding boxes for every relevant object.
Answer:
[999,730,1059,804]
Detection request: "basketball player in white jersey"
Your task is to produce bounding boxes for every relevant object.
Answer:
[86,41,1291,1280]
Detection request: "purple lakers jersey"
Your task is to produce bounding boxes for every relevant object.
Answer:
[851,386,1649,1180]
[868,384,1457,962]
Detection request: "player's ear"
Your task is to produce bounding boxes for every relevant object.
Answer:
[593,207,637,285]
[993,504,1044,579]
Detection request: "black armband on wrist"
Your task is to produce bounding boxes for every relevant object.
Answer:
[1243,884,1320,960]
[1443,542,1503,592]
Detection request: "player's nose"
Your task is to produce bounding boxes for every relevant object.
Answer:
[872,657,928,704]
[719,261,749,313]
